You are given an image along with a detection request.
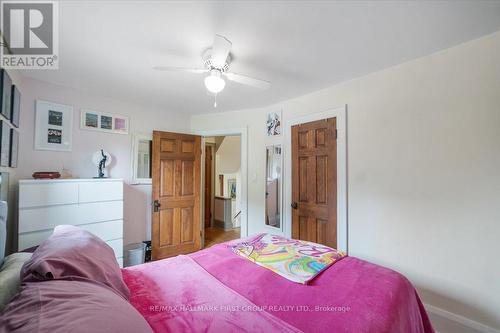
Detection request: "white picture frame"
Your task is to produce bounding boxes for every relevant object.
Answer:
[81,109,129,135]
[35,100,73,152]
[266,111,282,136]
[130,132,152,185]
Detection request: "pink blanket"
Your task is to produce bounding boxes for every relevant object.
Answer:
[123,255,301,332]
[123,244,434,333]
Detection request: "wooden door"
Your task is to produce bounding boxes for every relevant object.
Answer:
[204,145,213,228]
[152,131,202,260]
[291,118,337,248]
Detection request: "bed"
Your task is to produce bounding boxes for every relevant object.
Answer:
[1,226,434,333]
[123,237,434,333]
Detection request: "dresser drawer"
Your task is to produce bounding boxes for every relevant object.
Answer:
[79,181,123,203]
[107,238,123,258]
[19,205,78,233]
[77,201,123,224]
[116,257,123,268]
[19,230,53,250]
[81,220,123,241]
[19,182,78,208]
[19,201,123,233]
[18,220,123,251]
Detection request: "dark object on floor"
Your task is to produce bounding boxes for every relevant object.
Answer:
[143,240,152,262]
[32,172,61,179]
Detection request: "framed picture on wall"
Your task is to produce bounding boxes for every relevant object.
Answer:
[266,111,281,136]
[0,69,12,120]
[9,128,18,168]
[35,100,73,152]
[228,178,237,200]
[81,109,129,134]
[0,121,11,167]
[10,85,20,128]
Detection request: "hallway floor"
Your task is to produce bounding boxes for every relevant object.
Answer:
[204,227,241,248]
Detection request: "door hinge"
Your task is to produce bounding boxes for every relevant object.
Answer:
[335,129,338,139]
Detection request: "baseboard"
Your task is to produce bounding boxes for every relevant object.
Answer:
[424,303,500,333]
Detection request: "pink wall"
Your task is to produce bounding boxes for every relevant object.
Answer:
[14,77,190,246]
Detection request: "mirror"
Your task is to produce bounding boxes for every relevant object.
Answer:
[131,133,152,184]
[265,145,282,229]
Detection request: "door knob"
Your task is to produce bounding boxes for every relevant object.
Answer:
[291,202,298,209]
[153,200,161,212]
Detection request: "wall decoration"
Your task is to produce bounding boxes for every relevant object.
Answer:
[228,178,237,200]
[0,172,9,203]
[266,111,281,136]
[92,149,112,178]
[9,129,18,168]
[114,117,127,132]
[10,85,20,128]
[0,121,11,167]
[35,100,73,152]
[131,133,152,184]
[81,109,129,134]
[48,110,63,126]
[85,112,98,128]
[0,69,12,120]
[100,115,112,130]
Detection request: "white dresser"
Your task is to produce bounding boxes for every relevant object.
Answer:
[18,178,124,267]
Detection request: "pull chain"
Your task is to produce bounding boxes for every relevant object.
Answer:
[214,93,217,108]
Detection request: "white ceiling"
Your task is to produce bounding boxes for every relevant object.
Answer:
[19,0,500,114]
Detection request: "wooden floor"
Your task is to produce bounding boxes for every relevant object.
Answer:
[204,227,241,248]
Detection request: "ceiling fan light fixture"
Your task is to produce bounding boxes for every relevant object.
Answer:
[204,69,225,94]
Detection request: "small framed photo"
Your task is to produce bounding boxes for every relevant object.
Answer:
[0,69,12,120]
[266,111,281,136]
[81,109,129,134]
[228,178,237,200]
[9,128,18,168]
[114,117,128,133]
[100,115,112,130]
[10,85,20,128]
[35,100,73,152]
[84,112,98,128]
[0,121,11,166]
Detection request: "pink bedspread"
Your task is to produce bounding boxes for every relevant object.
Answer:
[123,243,434,333]
[123,254,300,332]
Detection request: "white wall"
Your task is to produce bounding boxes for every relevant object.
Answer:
[13,77,189,247]
[191,31,500,330]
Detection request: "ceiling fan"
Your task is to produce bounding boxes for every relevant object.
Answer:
[153,34,271,107]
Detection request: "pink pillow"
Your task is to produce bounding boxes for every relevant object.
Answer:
[21,225,129,300]
[0,280,152,333]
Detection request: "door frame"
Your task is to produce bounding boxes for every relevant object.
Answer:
[195,127,248,241]
[204,142,216,228]
[284,105,348,253]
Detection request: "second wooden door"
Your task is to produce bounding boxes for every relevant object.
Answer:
[291,117,337,248]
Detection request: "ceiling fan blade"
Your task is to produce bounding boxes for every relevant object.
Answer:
[225,72,271,90]
[211,34,232,68]
[153,66,208,74]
